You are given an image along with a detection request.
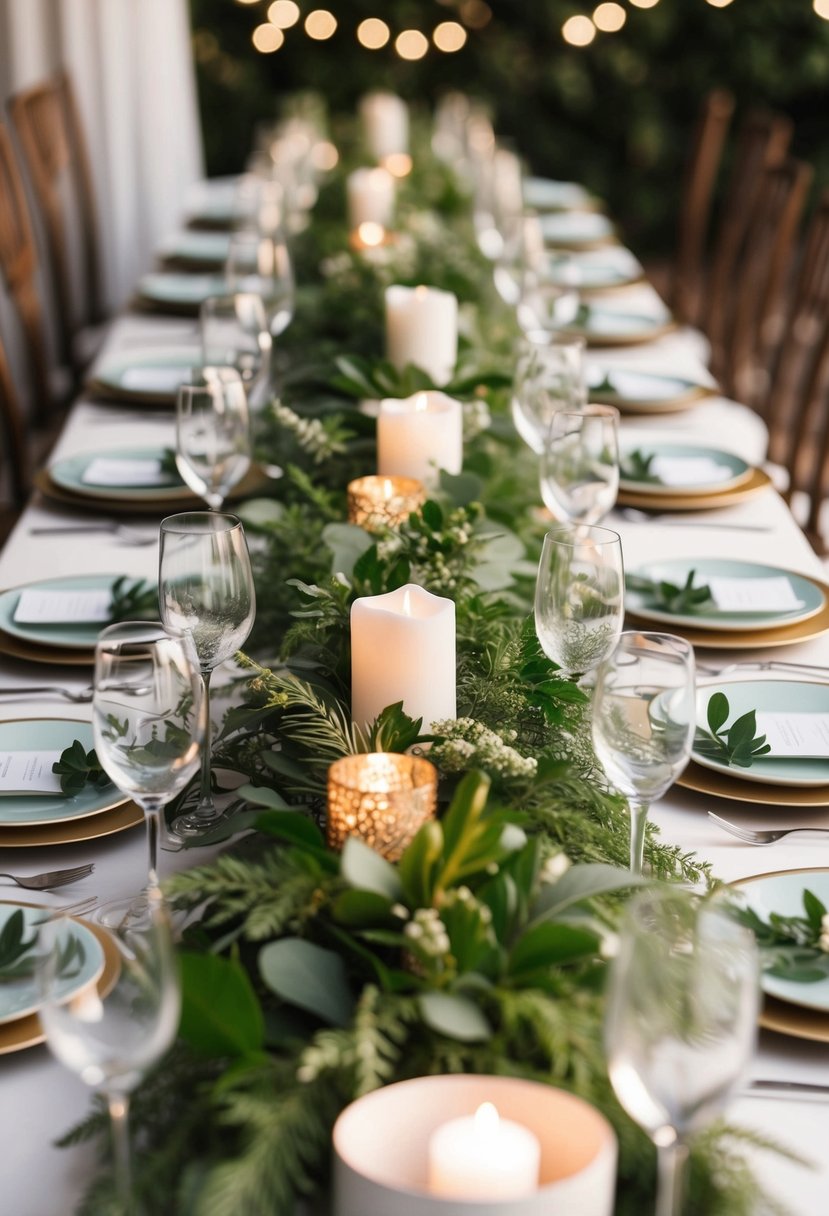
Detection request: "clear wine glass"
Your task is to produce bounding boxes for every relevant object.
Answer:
[516,277,581,344]
[199,293,272,410]
[38,887,181,1215]
[159,512,256,836]
[92,622,206,924]
[605,888,759,1216]
[225,228,295,340]
[534,524,624,679]
[540,403,620,524]
[494,210,545,306]
[591,631,696,874]
[512,337,587,454]
[176,367,252,511]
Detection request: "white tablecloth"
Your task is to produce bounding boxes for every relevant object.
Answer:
[1,301,828,1215]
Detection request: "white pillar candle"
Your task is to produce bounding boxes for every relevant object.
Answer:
[428,1102,541,1200]
[360,91,409,160]
[377,391,463,486]
[351,583,456,731]
[384,285,458,386]
[346,167,395,230]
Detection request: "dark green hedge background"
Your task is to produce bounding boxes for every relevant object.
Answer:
[190,0,829,255]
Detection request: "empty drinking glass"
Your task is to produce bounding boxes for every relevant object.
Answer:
[225,228,295,340]
[534,525,624,679]
[512,337,587,453]
[592,632,696,874]
[605,889,759,1216]
[540,404,620,524]
[516,278,581,343]
[176,367,252,511]
[199,293,272,408]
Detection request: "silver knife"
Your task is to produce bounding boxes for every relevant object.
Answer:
[744,1079,829,1101]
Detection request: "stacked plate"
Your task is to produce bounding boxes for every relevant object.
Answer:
[545,247,644,294]
[135,272,228,315]
[539,210,616,250]
[158,230,232,270]
[617,441,770,508]
[523,176,602,213]
[733,869,829,1043]
[87,348,199,405]
[0,900,120,1053]
[625,557,829,649]
[0,719,141,849]
[588,367,716,415]
[0,573,145,664]
[561,300,676,347]
[37,446,268,515]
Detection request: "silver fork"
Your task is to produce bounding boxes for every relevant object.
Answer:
[29,524,157,547]
[696,660,829,679]
[708,811,829,845]
[0,685,94,703]
[0,863,95,890]
[616,507,771,532]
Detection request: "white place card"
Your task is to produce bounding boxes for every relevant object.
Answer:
[0,751,64,795]
[650,456,733,487]
[754,712,829,759]
[707,576,805,613]
[120,367,187,392]
[82,457,168,487]
[14,588,112,625]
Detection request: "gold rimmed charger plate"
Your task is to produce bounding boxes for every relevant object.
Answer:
[592,383,717,414]
[35,465,270,517]
[730,869,829,1043]
[0,906,121,1054]
[0,628,93,665]
[627,571,829,650]
[618,465,771,510]
[86,380,177,408]
[567,318,679,349]
[677,760,829,807]
[0,799,143,847]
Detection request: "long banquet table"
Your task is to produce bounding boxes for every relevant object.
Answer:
[1,214,828,1215]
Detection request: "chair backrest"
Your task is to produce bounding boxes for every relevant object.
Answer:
[9,71,102,366]
[672,88,734,326]
[705,108,793,379]
[0,326,30,510]
[727,158,813,406]
[765,191,829,473]
[0,124,53,423]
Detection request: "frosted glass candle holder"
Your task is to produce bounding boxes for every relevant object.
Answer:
[332,1074,617,1216]
[326,753,438,860]
[347,475,426,530]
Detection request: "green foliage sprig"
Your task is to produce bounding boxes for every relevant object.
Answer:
[0,909,86,983]
[108,576,159,624]
[620,449,661,483]
[694,693,772,768]
[731,888,829,983]
[52,740,111,796]
[626,569,715,614]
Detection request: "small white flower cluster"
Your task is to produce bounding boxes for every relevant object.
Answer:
[431,717,538,781]
[819,913,829,953]
[443,884,493,927]
[540,852,572,884]
[271,402,336,464]
[404,907,451,958]
[463,398,492,441]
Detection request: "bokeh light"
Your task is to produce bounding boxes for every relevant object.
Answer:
[562,15,596,46]
[460,0,492,29]
[434,21,468,51]
[816,0,829,16]
[629,0,660,8]
[252,23,285,52]
[305,10,337,40]
[594,3,626,32]
[357,18,391,49]
[267,1,300,27]
[395,29,429,59]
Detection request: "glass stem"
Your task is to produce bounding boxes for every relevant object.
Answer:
[106,1090,134,1212]
[142,800,164,888]
[198,668,214,813]
[629,800,649,876]
[655,1139,689,1216]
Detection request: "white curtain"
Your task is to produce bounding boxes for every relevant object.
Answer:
[0,0,205,309]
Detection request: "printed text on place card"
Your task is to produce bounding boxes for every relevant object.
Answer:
[0,752,63,795]
[707,576,805,613]
[755,712,829,759]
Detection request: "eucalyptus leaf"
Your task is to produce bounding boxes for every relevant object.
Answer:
[418,990,492,1042]
[259,938,354,1027]
[340,836,403,900]
[179,952,265,1058]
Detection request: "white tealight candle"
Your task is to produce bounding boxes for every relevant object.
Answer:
[350,583,456,732]
[428,1102,541,1201]
[385,285,458,387]
[360,91,409,160]
[346,167,395,231]
[377,391,463,486]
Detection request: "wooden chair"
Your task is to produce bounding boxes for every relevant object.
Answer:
[0,124,54,425]
[0,328,31,541]
[727,158,813,407]
[790,321,829,553]
[671,89,734,326]
[705,109,793,382]
[8,71,103,370]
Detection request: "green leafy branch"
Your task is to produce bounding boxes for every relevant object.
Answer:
[731,888,829,983]
[694,693,771,769]
[626,569,714,614]
[108,576,159,624]
[52,740,111,796]
[331,351,512,403]
[0,909,86,983]
[620,449,661,483]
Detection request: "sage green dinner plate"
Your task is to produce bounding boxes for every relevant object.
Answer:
[539,211,615,248]
[545,247,643,291]
[0,902,105,1025]
[587,366,715,413]
[0,573,139,652]
[0,719,125,826]
[626,558,825,632]
[694,681,829,787]
[734,870,829,1013]
[49,446,189,503]
[618,443,751,496]
[565,303,675,345]
[159,231,232,267]
[136,273,228,308]
[89,350,199,403]
[523,177,599,212]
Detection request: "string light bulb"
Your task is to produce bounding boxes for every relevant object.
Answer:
[395,29,429,59]
[305,9,337,39]
[252,23,285,52]
[562,15,596,45]
[706,0,735,6]
[434,21,468,51]
[267,0,299,27]
[816,0,829,17]
[629,0,660,8]
[357,17,391,48]
[593,2,626,31]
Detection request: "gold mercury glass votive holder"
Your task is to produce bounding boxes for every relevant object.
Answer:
[326,752,438,860]
[347,475,426,530]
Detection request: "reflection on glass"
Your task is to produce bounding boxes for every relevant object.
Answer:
[540,404,619,524]
[511,337,586,453]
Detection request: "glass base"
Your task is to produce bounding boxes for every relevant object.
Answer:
[170,803,239,839]
[95,893,152,933]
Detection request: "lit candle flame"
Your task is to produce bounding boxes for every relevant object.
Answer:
[474,1102,500,1137]
[415,284,429,299]
[414,392,429,412]
[382,478,394,499]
